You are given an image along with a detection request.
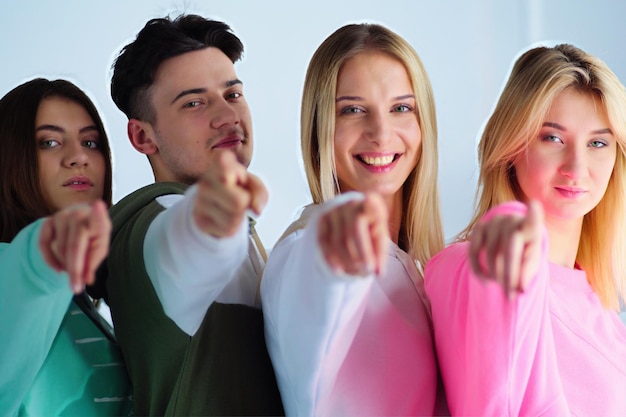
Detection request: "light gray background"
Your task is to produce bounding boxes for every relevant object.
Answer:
[3,0,625,248]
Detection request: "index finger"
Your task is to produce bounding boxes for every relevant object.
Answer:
[362,194,389,275]
[521,200,544,242]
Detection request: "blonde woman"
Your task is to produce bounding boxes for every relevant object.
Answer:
[425,44,626,415]
[261,23,446,416]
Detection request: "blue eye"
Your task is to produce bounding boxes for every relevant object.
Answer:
[543,134,562,143]
[392,104,413,112]
[341,106,363,114]
[589,140,608,148]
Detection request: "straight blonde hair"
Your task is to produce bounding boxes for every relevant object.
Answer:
[300,23,443,267]
[460,44,626,310]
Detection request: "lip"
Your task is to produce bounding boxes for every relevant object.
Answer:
[212,134,244,149]
[63,176,94,190]
[355,152,401,173]
[554,185,587,199]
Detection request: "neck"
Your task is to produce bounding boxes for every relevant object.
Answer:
[545,214,583,268]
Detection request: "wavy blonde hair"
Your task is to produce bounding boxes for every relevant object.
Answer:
[460,44,626,310]
[300,23,443,267]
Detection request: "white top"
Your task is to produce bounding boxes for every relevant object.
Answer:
[143,184,265,335]
[261,192,442,416]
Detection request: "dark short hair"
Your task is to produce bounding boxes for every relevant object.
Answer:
[111,14,244,123]
[0,78,113,242]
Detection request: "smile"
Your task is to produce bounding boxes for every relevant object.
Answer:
[355,153,401,172]
[359,154,396,166]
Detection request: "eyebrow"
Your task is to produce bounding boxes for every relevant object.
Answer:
[36,124,99,134]
[171,79,243,104]
[542,122,612,135]
[336,93,415,103]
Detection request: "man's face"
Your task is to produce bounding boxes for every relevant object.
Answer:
[142,47,253,184]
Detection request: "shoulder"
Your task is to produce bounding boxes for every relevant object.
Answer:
[424,241,471,283]
[428,241,470,268]
[110,183,189,234]
[274,203,321,247]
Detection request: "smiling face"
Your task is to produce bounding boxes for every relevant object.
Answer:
[137,46,253,184]
[36,97,106,211]
[333,50,421,206]
[513,87,616,225]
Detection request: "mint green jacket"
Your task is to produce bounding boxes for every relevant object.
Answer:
[0,219,132,416]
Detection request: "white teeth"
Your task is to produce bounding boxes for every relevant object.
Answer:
[361,155,394,166]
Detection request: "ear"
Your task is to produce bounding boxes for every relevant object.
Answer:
[128,119,158,155]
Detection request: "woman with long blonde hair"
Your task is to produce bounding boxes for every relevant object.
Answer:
[425,43,626,415]
[261,23,445,416]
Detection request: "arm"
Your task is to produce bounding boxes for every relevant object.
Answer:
[146,152,268,336]
[145,185,250,336]
[0,201,111,415]
[424,202,569,416]
[261,193,383,416]
[0,221,73,414]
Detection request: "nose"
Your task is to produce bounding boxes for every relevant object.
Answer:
[63,141,89,168]
[364,110,391,145]
[210,99,239,129]
[559,146,586,180]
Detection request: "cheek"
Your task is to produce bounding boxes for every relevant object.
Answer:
[94,153,107,179]
[512,159,536,200]
[240,107,253,128]
[598,150,617,179]
[37,154,54,183]
[595,164,615,189]
[515,147,549,179]
[408,131,422,162]
[399,119,421,153]
[333,127,354,160]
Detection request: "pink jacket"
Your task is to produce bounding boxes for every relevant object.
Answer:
[425,202,626,416]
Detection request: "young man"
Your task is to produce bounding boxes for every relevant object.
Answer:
[92,14,283,416]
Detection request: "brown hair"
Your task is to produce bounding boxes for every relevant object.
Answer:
[0,78,112,242]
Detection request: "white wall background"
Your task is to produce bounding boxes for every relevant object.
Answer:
[3,0,625,248]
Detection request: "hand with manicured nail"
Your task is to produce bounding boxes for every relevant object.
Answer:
[468,201,544,299]
[38,200,111,294]
[317,193,389,277]
[193,151,268,238]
